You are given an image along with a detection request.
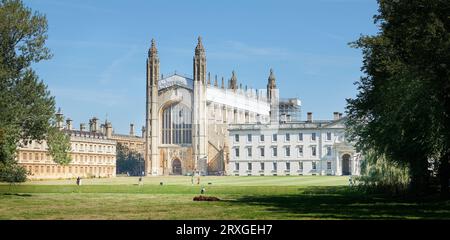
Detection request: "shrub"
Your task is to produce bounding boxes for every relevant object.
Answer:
[0,162,27,183]
[354,151,410,195]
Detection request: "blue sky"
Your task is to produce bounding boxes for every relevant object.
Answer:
[24,0,379,134]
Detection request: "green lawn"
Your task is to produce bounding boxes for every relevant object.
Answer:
[0,176,449,220]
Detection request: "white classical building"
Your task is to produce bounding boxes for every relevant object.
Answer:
[227,112,361,176]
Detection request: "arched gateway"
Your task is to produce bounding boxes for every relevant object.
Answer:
[172,159,182,175]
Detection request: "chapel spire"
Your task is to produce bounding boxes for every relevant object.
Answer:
[195,36,205,54]
[229,70,238,90]
[147,38,160,86]
[267,68,277,101]
[149,39,158,57]
[193,36,206,83]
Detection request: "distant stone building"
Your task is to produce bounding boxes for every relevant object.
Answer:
[105,122,145,156]
[16,110,144,179]
[16,111,116,179]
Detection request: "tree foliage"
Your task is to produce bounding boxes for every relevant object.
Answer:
[0,0,69,182]
[0,161,27,183]
[347,0,450,195]
[116,143,144,176]
[355,151,410,195]
[47,126,72,165]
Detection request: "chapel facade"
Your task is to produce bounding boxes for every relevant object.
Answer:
[145,37,277,176]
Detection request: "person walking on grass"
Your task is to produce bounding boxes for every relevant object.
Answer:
[139,177,143,187]
[76,176,80,186]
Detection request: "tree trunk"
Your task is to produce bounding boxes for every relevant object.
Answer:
[409,158,430,196]
[439,151,450,198]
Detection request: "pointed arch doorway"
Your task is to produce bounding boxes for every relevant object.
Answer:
[172,158,182,175]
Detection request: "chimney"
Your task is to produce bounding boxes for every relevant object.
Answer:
[104,121,112,138]
[55,108,64,129]
[307,112,313,122]
[141,126,145,138]
[129,123,135,136]
[80,123,86,132]
[89,117,99,132]
[333,112,340,120]
[66,118,73,130]
[339,113,343,119]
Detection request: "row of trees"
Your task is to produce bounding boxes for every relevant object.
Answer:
[0,0,71,182]
[347,0,450,196]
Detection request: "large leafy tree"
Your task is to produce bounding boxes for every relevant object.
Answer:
[0,0,70,181]
[116,143,144,176]
[347,0,450,195]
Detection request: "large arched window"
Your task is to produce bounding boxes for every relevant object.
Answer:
[162,103,192,145]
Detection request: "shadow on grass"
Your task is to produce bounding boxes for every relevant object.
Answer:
[2,193,32,197]
[226,186,450,219]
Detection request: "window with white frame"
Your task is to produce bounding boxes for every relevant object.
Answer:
[312,161,317,170]
[327,146,332,156]
[272,134,277,142]
[299,161,303,171]
[272,147,278,157]
[260,162,265,171]
[327,132,332,141]
[286,162,291,171]
[260,135,264,142]
[285,146,290,157]
[311,132,316,141]
[285,133,290,142]
[298,133,303,141]
[273,162,277,171]
[247,147,252,157]
[298,145,304,157]
[327,161,332,170]
[235,162,239,171]
[248,162,252,171]
[247,134,252,142]
[311,145,317,156]
[235,134,239,142]
[260,147,265,157]
[235,148,240,158]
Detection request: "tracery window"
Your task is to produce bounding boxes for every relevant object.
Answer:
[161,103,192,145]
